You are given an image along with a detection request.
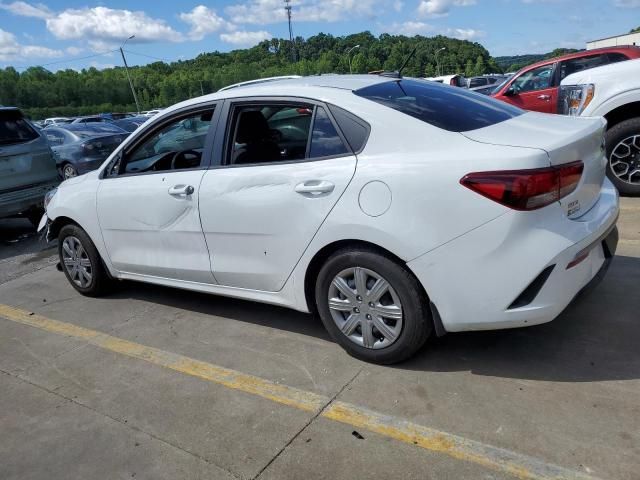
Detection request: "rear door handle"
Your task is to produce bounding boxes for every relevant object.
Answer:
[168,184,194,196]
[295,180,335,196]
[537,94,551,101]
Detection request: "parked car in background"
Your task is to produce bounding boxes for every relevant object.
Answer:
[467,75,505,89]
[425,74,467,87]
[0,107,58,225]
[44,123,126,179]
[492,46,640,113]
[41,75,618,364]
[560,58,640,196]
[100,112,135,121]
[112,115,149,133]
[43,117,73,127]
[71,116,110,125]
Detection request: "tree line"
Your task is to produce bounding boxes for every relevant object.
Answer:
[2,31,508,119]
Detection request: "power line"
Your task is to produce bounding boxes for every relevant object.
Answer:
[122,49,172,63]
[11,49,118,71]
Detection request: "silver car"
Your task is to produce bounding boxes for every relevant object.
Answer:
[0,108,59,225]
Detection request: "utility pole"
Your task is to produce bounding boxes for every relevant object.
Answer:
[284,0,296,62]
[120,35,140,113]
[200,81,204,96]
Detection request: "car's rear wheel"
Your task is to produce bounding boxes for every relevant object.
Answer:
[62,163,78,180]
[315,247,432,364]
[58,224,111,296]
[606,118,640,197]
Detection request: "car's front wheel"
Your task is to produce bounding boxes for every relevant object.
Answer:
[62,163,78,180]
[58,224,112,296]
[606,118,640,197]
[315,247,432,364]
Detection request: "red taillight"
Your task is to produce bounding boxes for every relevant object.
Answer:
[460,161,583,211]
[450,78,456,86]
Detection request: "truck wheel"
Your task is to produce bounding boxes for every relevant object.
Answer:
[606,118,640,197]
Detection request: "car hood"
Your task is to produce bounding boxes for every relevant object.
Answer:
[561,58,640,86]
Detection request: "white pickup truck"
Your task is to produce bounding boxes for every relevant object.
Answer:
[560,58,640,196]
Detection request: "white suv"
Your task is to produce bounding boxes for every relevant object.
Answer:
[560,58,640,196]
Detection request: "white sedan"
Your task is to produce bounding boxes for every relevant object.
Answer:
[41,75,619,364]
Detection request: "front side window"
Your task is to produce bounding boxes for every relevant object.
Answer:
[511,64,555,93]
[228,103,349,166]
[119,109,214,175]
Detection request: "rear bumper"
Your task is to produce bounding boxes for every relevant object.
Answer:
[0,180,59,218]
[408,177,619,332]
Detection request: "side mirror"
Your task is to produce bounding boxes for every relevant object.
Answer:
[504,85,518,97]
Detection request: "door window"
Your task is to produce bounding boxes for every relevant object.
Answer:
[309,107,349,158]
[559,54,608,81]
[115,109,214,175]
[511,64,555,93]
[227,103,349,165]
[45,129,66,146]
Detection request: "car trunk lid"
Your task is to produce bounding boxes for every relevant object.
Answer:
[461,112,606,219]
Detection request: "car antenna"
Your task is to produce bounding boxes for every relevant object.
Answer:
[378,45,418,79]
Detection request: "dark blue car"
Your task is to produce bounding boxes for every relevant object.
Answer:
[44,124,127,179]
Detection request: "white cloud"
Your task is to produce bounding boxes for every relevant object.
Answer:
[417,0,476,17]
[613,0,640,6]
[226,0,392,24]
[220,30,272,46]
[0,1,52,19]
[180,5,231,41]
[443,27,485,40]
[0,27,62,61]
[387,21,435,36]
[45,6,184,50]
[386,22,484,40]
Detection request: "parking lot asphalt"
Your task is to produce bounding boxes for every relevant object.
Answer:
[1,198,639,480]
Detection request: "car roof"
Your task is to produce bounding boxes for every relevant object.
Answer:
[521,45,640,71]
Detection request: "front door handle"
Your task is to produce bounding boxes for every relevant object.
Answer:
[295,180,335,196]
[537,94,551,101]
[168,184,195,196]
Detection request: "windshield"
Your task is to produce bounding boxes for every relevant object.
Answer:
[355,79,523,132]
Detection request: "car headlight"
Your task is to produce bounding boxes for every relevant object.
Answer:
[559,84,595,116]
[44,188,57,211]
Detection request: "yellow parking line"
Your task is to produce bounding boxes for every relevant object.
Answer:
[0,304,599,480]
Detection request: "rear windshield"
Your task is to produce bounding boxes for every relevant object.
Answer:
[64,124,125,138]
[354,79,523,132]
[0,109,39,145]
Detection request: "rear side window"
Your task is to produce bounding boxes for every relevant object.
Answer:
[309,107,349,158]
[0,110,39,146]
[355,79,523,132]
[607,52,629,63]
[328,104,370,153]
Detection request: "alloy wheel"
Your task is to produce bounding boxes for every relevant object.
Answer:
[62,236,93,288]
[610,135,640,185]
[327,267,403,349]
[63,164,77,179]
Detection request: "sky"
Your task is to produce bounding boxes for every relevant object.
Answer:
[0,0,639,71]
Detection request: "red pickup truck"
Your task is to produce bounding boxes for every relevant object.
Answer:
[492,46,640,113]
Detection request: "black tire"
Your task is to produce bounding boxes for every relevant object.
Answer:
[605,118,640,197]
[58,224,112,297]
[26,208,45,228]
[315,247,432,364]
